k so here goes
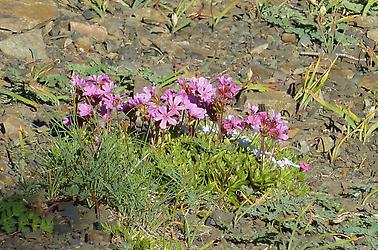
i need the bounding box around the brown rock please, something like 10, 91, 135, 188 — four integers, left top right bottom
70, 22, 108, 41
0, 0, 59, 32
0, 173, 16, 187
132, 77, 151, 94
357, 71, 378, 91
0, 159, 7, 173
178, 42, 214, 59
288, 128, 301, 138
281, 33, 297, 43
151, 37, 186, 58
73, 37, 92, 52
367, 28, 378, 44
86, 230, 111, 246
0, 114, 30, 141
351, 16, 378, 29
134, 8, 167, 25
237, 92, 296, 115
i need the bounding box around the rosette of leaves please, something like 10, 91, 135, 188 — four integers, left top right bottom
0, 196, 53, 234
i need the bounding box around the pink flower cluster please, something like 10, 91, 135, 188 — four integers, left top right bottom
125, 76, 242, 130
64, 74, 122, 126
223, 105, 289, 142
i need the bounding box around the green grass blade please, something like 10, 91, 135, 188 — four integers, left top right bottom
0, 87, 39, 108
365, 121, 378, 139
214, 0, 240, 25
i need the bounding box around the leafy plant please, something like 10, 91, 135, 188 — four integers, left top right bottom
362, 0, 378, 16
260, 2, 357, 52
166, 0, 197, 34
295, 57, 336, 111
82, 0, 109, 17
230, 191, 373, 248
0, 195, 53, 234
0, 62, 69, 108
150, 135, 308, 208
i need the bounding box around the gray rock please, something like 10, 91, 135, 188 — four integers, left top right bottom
237, 91, 296, 115
0, 0, 59, 32
0, 29, 49, 61
206, 208, 234, 227
150, 63, 173, 78
101, 17, 124, 37
54, 223, 72, 235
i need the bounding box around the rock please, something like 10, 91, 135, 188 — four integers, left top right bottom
101, 17, 124, 37
86, 229, 111, 246
132, 77, 151, 94
69, 21, 108, 41
0, 0, 59, 32
0, 173, 16, 187
237, 92, 296, 115
61, 203, 81, 225
0, 159, 7, 173
281, 33, 297, 43
367, 28, 378, 44
151, 37, 186, 58
247, 63, 274, 80
206, 209, 234, 226
179, 42, 214, 59
250, 43, 269, 55
73, 37, 92, 52
315, 135, 334, 153
54, 223, 72, 235
150, 63, 173, 78
82, 9, 97, 20
0, 114, 30, 141
351, 16, 378, 29
0, 29, 49, 61
134, 8, 167, 25
357, 71, 378, 91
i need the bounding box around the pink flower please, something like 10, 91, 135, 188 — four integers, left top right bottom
83, 84, 99, 96
161, 88, 177, 101
216, 76, 241, 99
86, 75, 98, 83
188, 105, 206, 119
299, 161, 311, 172
71, 74, 87, 88
100, 81, 116, 94
196, 77, 216, 103
152, 105, 177, 129
101, 94, 116, 109
244, 113, 262, 131
183, 98, 206, 119
78, 103, 93, 117
63, 116, 72, 126
168, 95, 186, 115
223, 115, 244, 135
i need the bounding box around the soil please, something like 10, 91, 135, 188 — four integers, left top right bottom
0, 0, 377, 249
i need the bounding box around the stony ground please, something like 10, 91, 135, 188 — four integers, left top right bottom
0, 0, 377, 249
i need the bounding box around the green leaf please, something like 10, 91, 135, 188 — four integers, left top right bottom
0, 86, 39, 108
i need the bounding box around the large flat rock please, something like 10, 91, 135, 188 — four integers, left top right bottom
0, 29, 49, 61
0, 0, 59, 32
